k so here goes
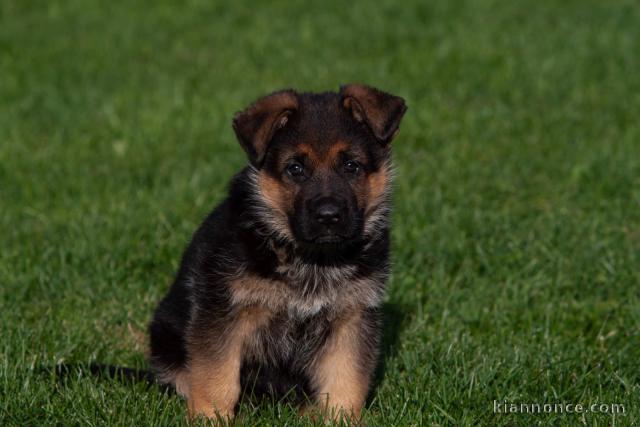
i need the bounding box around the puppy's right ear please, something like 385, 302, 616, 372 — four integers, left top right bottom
232, 90, 298, 167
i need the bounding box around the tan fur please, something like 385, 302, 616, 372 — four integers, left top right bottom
258, 173, 291, 215
187, 356, 240, 420
349, 163, 391, 225
296, 143, 320, 164
256, 171, 295, 240
366, 166, 389, 215
186, 307, 270, 419
324, 140, 349, 165
229, 274, 289, 311
173, 369, 190, 398
310, 310, 369, 421
230, 272, 365, 319
284, 140, 354, 170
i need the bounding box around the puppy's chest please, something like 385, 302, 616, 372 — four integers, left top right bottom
229, 263, 384, 367
244, 310, 331, 367
229, 260, 384, 318
230, 276, 321, 319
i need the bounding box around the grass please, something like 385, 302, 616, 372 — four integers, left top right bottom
1, 0, 639, 425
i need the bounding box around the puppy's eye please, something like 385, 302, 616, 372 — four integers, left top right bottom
344, 160, 361, 174
286, 162, 305, 177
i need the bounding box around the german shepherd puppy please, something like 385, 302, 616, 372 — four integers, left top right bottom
149, 84, 407, 421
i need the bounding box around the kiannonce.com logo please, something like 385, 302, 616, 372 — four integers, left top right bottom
493, 400, 626, 415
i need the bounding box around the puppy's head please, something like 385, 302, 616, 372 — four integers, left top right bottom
233, 84, 407, 248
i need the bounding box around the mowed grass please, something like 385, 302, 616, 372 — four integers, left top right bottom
1, 0, 639, 425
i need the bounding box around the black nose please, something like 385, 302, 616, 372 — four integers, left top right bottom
315, 202, 341, 225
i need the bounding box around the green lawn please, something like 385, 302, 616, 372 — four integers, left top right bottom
1, 0, 639, 425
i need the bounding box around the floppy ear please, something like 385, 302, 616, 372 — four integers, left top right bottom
232, 90, 298, 166
340, 84, 407, 143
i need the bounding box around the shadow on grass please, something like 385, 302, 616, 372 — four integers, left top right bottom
41, 363, 174, 394
368, 301, 412, 405
43, 302, 411, 410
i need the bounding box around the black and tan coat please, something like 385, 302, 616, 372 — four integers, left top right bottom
149, 84, 407, 422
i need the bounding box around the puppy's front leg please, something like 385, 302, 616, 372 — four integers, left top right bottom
186, 307, 269, 420
187, 350, 240, 420
309, 308, 381, 422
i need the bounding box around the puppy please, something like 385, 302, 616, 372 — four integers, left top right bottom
149, 84, 407, 421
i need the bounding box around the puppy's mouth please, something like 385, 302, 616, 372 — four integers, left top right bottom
291, 217, 364, 248
303, 229, 363, 246
295, 234, 362, 263
312, 235, 346, 244
297, 227, 362, 250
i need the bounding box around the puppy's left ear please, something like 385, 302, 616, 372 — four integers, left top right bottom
340, 84, 407, 143
233, 90, 298, 167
